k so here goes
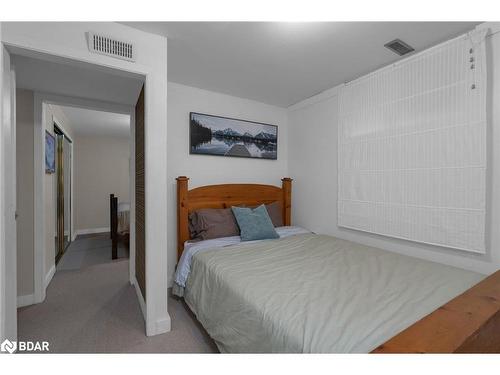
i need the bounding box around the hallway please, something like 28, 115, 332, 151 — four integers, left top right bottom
57, 233, 128, 271
17, 234, 217, 353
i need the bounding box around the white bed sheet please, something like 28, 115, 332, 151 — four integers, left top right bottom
118, 202, 130, 212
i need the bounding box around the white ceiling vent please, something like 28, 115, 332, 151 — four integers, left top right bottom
87, 32, 135, 62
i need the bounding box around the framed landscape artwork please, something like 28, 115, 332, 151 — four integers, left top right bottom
45, 130, 56, 174
189, 112, 278, 160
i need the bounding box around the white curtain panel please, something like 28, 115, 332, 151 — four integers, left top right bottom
338, 29, 488, 253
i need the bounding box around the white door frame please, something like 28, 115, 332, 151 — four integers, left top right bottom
1, 22, 170, 341
32, 92, 135, 304
0, 28, 5, 343
0, 44, 17, 342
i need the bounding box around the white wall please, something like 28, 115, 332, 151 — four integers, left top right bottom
16, 89, 34, 298
288, 91, 338, 237
288, 22, 500, 275
167, 82, 288, 283
74, 134, 130, 232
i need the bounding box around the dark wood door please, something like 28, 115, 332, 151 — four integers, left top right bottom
135, 85, 146, 300
55, 132, 65, 264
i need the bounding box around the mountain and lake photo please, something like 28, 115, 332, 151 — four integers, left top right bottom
190, 112, 278, 160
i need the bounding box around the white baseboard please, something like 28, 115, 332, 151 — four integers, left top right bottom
44, 264, 56, 289
17, 294, 35, 308
150, 316, 171, 337
132, 276, 171, 336
75, 227, 110, 236
168, 275, 174, 288
132, 276, 146, 321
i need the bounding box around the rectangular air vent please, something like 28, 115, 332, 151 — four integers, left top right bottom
87, 32, 135, 62
384, 39, 415, 56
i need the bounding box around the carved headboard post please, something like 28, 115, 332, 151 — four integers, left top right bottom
282, 178, 292, 226
176, 176, 190, 261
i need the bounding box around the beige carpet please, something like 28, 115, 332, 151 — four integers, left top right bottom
17, 234, 218, 353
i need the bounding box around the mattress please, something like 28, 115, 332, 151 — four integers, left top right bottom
181, 233, 484, 353
174, 226, 311, 293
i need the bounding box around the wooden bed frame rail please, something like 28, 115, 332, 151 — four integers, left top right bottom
372, 269, 500, 353
176, 176, 292, 261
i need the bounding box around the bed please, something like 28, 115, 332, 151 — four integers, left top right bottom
110, 194, 130, 259
174, 176, 500, 353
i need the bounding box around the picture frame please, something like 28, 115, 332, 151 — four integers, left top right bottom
45, 130, 56, 174
189, 112, 278, 160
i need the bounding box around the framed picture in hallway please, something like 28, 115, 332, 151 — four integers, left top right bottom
45, 130, 56, 174
189, 112, 278, 160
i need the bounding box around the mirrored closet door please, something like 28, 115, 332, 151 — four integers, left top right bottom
54, 125, 72, 264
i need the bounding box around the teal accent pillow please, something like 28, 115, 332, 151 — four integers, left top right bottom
231, 205, 280, 241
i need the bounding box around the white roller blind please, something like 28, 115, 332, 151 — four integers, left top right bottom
338, 29, 488, 253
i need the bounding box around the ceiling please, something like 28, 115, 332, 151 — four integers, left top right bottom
125, 22, 480, 107
14, 54, 137, 138
55, 105, 131, 138
13, 54, 143, 106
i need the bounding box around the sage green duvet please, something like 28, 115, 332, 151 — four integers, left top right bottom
184, 234, 484, 353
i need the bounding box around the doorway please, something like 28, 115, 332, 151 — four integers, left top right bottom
11, 54, 142, 341
53, 124, 72, 264
1, 25, 170, 342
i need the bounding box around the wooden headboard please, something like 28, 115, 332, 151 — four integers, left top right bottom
176, 176, 292, 260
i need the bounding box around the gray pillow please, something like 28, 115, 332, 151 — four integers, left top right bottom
264, 201, 283, 227
247, 202, 283, 227
189, 208, 240, 240
231, 205, 279, 241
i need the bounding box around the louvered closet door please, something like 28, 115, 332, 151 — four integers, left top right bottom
135, 85, 146, 299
